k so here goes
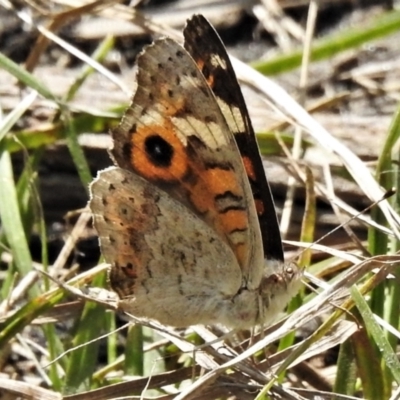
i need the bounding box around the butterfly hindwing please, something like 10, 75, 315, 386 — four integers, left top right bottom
90, 167, 243, 327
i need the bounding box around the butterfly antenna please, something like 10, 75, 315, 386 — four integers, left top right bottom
294, 188, 395, 261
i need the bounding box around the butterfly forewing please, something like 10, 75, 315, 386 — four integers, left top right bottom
110, 37, 263, 275
183, 15, 284, 262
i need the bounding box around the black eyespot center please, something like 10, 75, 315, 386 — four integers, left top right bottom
144, 134, 174, 167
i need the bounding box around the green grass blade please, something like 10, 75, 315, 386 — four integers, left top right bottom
0, 148, 37, 296
125, 325, 144, 376
334, 339, 357, 396
252, 8, 400, 75
42, 323, 64, 391
61, 113, 92, 190
64, 35, 115, 102
64, 272, 107, 392
351, 286, 400, 385
0, 91, 40, 299
0, 288, 65, 348
0, 91, 37, 143
0, 52, 57, 101
351, 316, 385, 399
370, 100, 400, 255
368, 102, 400, 395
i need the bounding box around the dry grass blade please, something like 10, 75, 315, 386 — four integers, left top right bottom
0, 377, 62, 400
233, 57, 400, 239
167, 256, 399, 399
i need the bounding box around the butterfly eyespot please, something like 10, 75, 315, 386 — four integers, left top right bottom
145, 135, 174, 167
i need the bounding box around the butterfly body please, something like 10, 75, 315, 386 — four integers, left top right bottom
89, 15, 302, 329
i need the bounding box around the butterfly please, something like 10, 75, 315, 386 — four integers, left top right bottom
89, 14, 302, 328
